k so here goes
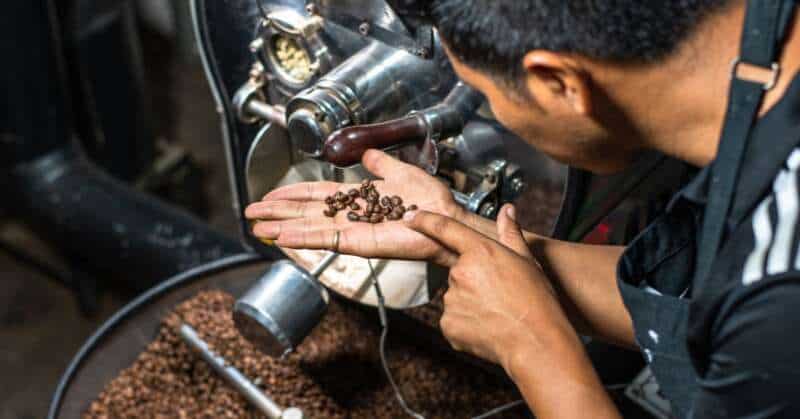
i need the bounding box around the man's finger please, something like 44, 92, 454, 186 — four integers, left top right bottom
496, 203, 533, 258
362, 149, 427, 180
403, 210, 486, 255
262, 181, 354, 202
275, 228, 355, 253
252, 216, 340, 239
440, 312, 474, 353
245, 200, 326, 220
275, 226, 390, 258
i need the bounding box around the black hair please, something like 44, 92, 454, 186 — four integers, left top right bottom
428, 0, 733, 83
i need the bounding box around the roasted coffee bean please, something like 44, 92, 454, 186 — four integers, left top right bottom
331, 183, 419, 225
407, 204, 418, 211
88, 289, 522, 418
324, 208, 337, 217
368, 190, 379, 202
347, 211, 359, 222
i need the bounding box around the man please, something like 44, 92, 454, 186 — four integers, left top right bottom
246, 0, 800, 417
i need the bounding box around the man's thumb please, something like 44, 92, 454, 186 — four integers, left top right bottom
497, 204, 533, 258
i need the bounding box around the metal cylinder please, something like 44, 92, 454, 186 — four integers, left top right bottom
179, 324, 286, 419
285, 41, 440, 157
233, 260, 329, 357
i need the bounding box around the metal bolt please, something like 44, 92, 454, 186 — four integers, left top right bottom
510, 177, 526, 194
358, 22, 371, 36
479, 202, 497, 218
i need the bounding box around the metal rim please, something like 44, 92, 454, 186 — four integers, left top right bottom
47, 253, 267, 419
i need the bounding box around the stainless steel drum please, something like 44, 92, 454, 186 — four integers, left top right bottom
46, 254, 527, 419
48, 254, 269, 419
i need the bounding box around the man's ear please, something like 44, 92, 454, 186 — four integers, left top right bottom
521, 50, 592, 116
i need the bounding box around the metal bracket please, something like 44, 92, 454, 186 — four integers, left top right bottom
730, 58, 781, 91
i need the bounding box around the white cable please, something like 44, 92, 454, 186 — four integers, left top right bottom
367, 260, 527, 419
368, 260, 427, 419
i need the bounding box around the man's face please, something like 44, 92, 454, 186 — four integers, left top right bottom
446, 51, 642, 174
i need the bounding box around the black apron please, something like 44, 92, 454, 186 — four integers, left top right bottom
617, 1, 797, 417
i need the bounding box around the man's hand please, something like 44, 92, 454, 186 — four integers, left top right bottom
246, 150, 468, 262
403, 203, 574, 368
405, 204, 621, 419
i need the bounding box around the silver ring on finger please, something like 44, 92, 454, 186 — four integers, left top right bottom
332, 230, 340, 253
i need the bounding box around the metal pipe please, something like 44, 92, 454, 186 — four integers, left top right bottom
309, 252, 338, 277
246, 100, 287, 128
5, 146, 246, 291
179, 323, 303, 419
443, 81, 485, 122
2, 0, 250, 291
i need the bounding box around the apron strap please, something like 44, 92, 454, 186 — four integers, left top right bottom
693, 0, 796, 291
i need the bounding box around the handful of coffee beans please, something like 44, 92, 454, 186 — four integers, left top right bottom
324, 179, 418, 223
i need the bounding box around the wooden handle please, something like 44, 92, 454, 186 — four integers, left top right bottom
322, 116, 428, 167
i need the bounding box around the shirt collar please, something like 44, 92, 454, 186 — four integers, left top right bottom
669, 70, 800, 227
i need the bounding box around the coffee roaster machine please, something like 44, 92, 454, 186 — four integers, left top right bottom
37, 0, 692, 417
190, 3, 693, 418
191, 0, 691, 357
194, 0, 561, 353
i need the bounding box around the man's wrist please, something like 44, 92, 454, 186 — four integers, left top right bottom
500, 319, 585, 382
500, 324, 620, 418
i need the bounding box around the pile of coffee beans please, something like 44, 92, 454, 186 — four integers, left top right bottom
324, 179, 418, 223
86, 291, 529, 419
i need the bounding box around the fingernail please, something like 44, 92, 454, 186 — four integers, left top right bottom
403, 210, 417, 222
506, 205, 516, 221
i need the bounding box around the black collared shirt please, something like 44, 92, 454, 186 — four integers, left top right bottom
617, 70, 800, 418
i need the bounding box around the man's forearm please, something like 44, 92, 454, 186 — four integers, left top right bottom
464, 212, 635, 347
531, 237, 634, 347
504, 323, 622, 419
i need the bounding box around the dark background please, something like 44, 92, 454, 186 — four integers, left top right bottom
0, 3, 238, 417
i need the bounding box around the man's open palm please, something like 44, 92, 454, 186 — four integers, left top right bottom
246, 150, 464, 262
